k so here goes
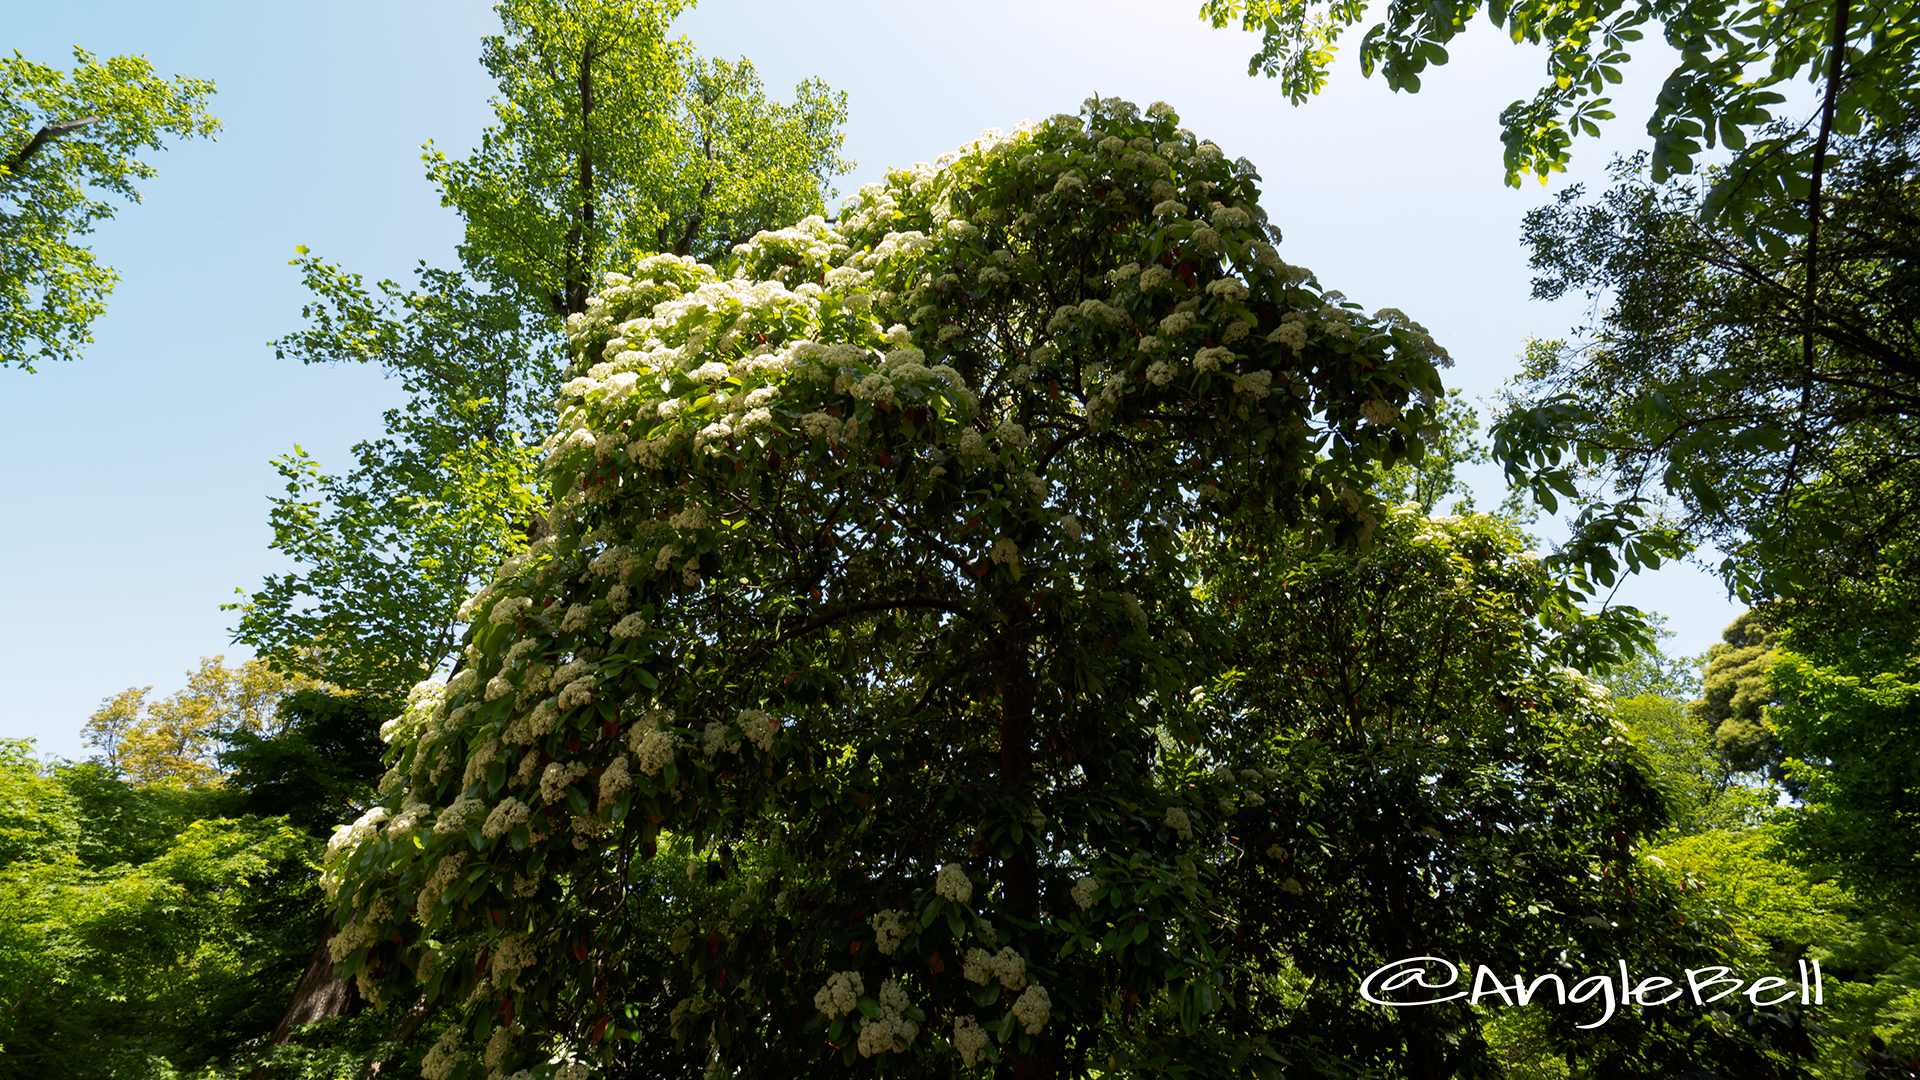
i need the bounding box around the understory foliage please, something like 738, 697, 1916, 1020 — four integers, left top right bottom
317, 99, 1802, 1079
0, 742, 320, 1079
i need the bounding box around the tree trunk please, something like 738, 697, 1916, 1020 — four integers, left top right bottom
245, 938, 363, 1078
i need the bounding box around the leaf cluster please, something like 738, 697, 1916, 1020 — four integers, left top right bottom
0, 47, 218, 370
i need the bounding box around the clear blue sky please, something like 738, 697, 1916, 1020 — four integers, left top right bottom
3, 0, 1742, 761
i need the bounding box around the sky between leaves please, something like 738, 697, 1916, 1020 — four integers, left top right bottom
0, 0, 1743, 762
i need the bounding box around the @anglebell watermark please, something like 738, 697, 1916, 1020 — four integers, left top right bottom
1360, 956, 1825, 1029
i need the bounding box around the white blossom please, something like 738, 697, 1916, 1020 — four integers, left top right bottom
813, 970, 864, 1019
935, 862, 972, 903
871, 908, 911, 955
1011, 985, 1052, 1034
1164, 805, 1194, 840
952, 1014, 990, 1068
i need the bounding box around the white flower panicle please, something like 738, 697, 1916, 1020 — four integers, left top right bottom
489, 596, 533, 625
963, 945, 1027, 991
539, 761, 590, 805
856, 978, 919, 1057
701, 720, 741, 758
433, 793, 486, 835
1165, 805, 1194, 840
631, 724, 678, 776
872, 908, 911, 955
420, 1025, 464, 1080
1072, 875, 1100, 910
326, 806, 388, 864
1011, 985, 1052, 1034
482, 797, 531, 840
738, 708, 778, 753
814, 970, 864, 1018
1359, 398, 1402, 425
935, 862, 973, 903
599, 755, 632, 800
952, 1014, 990, 1068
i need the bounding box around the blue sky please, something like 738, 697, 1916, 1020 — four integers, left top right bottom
3, 0, 1742, 761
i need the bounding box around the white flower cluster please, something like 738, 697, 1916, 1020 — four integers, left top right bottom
327, 900, 388, 963
738, 708, 777, 752
935, 862, 973, 903
1164, 805, 1194, 841
962, 945, 1027, 991
489, 595, 532, 625
482, 796, 531, 840
989, 537, 1019, 567
326, 806, 388, 865
814, 970, 864, 1018
856, 978, 919, 1057
556, 674, 596, 712
630, 722, 678, 776
872, 908, 911, 955
952, 1014, 990, 1068
415, 852, 467, 917
433, 792, 486, 835
1193, 346, 1235, 373
488, 933, 538, 990
599, 755, 631, 801
1205, 276, 1249, 300
420, 1025, 464, 1080
1072, 875, 1100, 911
701, 720, 741, 758
1358, 398, 1402, 425
1011, 985, 1052, 1034
539, 760, 590, 804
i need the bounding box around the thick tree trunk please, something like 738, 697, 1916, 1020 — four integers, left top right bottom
267, 940, 362, 1044
245, 938, 363, 1078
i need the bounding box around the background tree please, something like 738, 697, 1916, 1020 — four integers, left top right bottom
79, 655, 318, 787
1493, 121, 1920, 643
1367, 386, 1477, 513
0, 739, 320, 1080
1775, 647, 1920, 909
1198, 512, 1801, 1078
231, 0, 850, 697
1193, 0, 1915, 220
218, 688, 395, 837
0, 48, 218, 371
1693, 610, 1785, 777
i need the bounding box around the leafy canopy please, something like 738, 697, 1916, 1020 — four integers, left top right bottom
80, 655, 320, 788
1493, 125, 1920, 641
1195, 0, 1917, 215
0, 48, 218, 371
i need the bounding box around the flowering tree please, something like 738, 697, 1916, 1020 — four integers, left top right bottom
322, 97, 1468, 1079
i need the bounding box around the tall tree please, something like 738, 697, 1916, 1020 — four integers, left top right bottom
231, 0, 850, 696
1493, 124, 1920, 641
320, 100, 1794, 1079
0, 48, 217, 371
